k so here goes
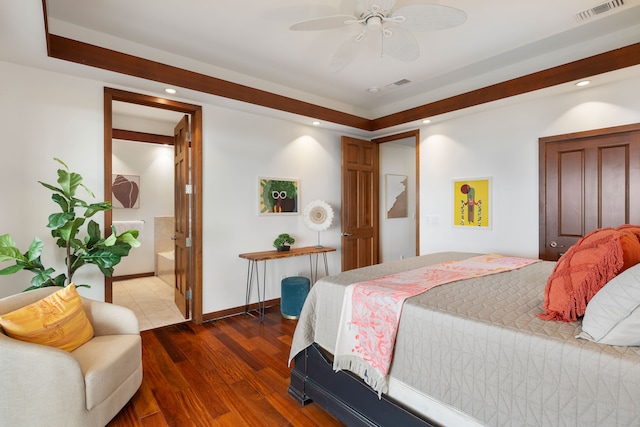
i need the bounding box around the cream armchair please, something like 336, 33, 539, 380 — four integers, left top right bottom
0, 287, 143, 427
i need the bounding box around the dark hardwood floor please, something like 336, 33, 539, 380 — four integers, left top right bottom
108, 306, 345, 427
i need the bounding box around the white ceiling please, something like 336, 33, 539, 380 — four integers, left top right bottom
1, 1, 639, 136
42, 0, 640, 121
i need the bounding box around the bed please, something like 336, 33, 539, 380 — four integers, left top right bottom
288, 251, 640, 427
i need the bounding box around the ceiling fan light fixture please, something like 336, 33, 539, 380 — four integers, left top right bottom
367, 16, 383, 27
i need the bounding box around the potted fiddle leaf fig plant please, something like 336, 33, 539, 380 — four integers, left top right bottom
0, 158, 140, 290
273, 233, 295, 252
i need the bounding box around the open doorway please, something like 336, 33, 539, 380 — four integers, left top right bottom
374, 130, 420, 259
378, 135, 418, 262
103, 88, 204, 325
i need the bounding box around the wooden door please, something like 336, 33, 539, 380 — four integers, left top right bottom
341, 136, 379, 271
174, 115, 190, 318
540, 127, 640, 260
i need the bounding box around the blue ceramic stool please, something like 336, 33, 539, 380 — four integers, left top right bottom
281, 276, 310, 319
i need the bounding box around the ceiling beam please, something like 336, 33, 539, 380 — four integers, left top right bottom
112, 129, 174, 145
41, 1, 640, 132
371, 42, 640, 131
47, 34, 373, 131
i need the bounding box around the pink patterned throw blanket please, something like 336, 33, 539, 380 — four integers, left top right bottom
333, 254, 541, 396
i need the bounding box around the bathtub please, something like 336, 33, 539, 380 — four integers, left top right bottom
156, 251, 175, 287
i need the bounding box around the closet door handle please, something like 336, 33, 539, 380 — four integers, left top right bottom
171, 236, 177, 240
341, 232, 352, 237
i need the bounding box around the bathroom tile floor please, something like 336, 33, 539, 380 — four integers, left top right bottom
112, 276, 186, 331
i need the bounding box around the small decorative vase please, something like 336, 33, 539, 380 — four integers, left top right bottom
277, 245, 290, 252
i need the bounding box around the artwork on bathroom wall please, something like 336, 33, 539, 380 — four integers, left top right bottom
112, 174, 140, 209
452, 177, 491, 228
385, 174, 408, 219
259, 177, 299, 215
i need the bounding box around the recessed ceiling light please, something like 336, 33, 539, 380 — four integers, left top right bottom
422, 119, 431, 124
312, 121, 321, 126
367, 87, 380, 93
165, 88, 177, 94
575, 80, 591, 87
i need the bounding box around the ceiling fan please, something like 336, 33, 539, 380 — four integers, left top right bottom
289, 0, 467, 71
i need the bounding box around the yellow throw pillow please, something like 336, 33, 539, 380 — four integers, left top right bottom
0, 284, 94, 352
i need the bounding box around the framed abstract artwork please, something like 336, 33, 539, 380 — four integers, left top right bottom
385, 174, 408, 218
259, 177, 299, 215
452, 177, 491, 228
112, 174, 140, 209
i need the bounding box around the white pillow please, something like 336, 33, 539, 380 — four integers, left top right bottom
576, 263, 640, 346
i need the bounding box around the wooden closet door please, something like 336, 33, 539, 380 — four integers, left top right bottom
341, 136, 379, 271
540, 127, 640, 260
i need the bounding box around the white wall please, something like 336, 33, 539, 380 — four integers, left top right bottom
0, 60, 344, 311
0, 61, 106, 298
419, 72, 640, 258
380, 139, 417, 262
201, 106, 343, 312
112, 140, 174, 275
1, 58, 640, 315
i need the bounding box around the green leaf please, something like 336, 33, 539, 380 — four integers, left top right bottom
21, 255, 44, 270
53, 157, 69, 170
0, 234, 17, 248
26, 237, 44, 262
98, 265, 114, 277
84, 250, 121, 268
117, 231, 141, 248
100, 242, 131, 257
39, 181, 65, 196
30, 269, 56, 288
80, 184, 95, 199
86, 220, 101, 246
51, 274, 67, 287
0, 264, 25, 275
71, 197, 88, 207
51, 193, 69, 213
57, 168, 83, 198
56, 217, 85, 241
0, 247, 25, 262
47, 212, 72, 229
84, 202, 111, 217
104, 233, 117, 247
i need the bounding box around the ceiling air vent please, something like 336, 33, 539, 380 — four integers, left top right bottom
575, 0, 625, 21
386, 79, 412, 89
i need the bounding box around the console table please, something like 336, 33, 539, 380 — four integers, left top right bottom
239, 246, 336, 321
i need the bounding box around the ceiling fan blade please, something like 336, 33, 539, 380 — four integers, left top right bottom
329, 33, 364, 72
289, 15, 357, 31
392, 4, 467, 31
382, 27, 419, 62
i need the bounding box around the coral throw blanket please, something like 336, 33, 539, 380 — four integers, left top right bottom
333, 254, 541, 395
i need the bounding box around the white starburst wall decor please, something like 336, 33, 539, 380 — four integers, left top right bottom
302, 200, 335, 248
